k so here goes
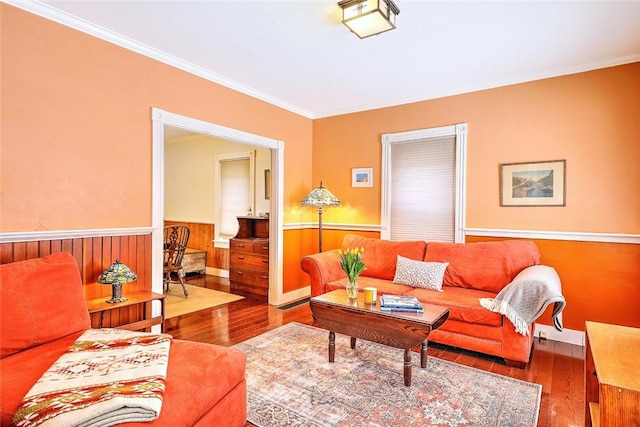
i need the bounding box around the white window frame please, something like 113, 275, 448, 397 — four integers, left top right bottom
213, 151, 255, 248
381, 123, 467, 243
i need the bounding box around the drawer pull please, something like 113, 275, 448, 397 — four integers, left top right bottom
238, 256, 245, 260
262, 260, 269, 263
261, 275, 268, 279
237, 271, 244, 275
262, 246, 268, 250
237, 244, 245, 248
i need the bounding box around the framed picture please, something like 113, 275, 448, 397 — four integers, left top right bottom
264, 169, 271, 200
500, 160, 566, 207
352, 168, 373, 187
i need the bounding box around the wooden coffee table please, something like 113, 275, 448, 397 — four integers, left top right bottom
310, 289, 449, 386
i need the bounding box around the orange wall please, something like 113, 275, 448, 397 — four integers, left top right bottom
313, 63, 640, 233
466, 236, 640, 331
312, 64, 640, 330
2, 5, 639, 324
0, 4, 313, 232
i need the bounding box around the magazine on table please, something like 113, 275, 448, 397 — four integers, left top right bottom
380, 295, 422, 309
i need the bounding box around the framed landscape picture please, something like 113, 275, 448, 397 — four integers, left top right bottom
500, 160, 566, 207
352, 168, 373, 187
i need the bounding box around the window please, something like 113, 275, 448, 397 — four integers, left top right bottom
214, 151, 255, 247
381, 124, 467, 243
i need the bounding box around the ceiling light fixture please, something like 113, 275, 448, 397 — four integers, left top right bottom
338, 0, 400, 39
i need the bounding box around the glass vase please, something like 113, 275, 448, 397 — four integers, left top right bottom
346, 279, 359, 300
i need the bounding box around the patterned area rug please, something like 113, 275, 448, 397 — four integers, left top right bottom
233, 322, 541, 427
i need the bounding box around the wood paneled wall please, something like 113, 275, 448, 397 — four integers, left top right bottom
164, 221, 228, 270
0, 233, 153, 328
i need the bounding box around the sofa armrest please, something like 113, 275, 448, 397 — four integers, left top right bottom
300, 250, 345, 297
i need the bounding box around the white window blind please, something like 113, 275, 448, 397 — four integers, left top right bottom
219, 159, 250, 238
389, 135, 456, 242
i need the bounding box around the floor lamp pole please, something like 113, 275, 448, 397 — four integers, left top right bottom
317, 206, 324, 253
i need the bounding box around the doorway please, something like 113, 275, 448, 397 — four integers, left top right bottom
151, 108, 287, 305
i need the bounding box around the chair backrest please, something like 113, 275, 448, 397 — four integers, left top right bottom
164, 226, 191, 269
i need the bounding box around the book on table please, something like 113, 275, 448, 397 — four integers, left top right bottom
380, 295, 423, 312
380, 306, 424, 313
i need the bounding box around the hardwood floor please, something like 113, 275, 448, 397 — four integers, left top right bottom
166, 274, 585, 427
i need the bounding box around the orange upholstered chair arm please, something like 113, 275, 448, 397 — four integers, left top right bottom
300, 250, 345, 297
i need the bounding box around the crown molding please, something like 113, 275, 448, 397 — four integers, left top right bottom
5, 0, 314, 119
313, 54, 640, 118
8, 1, 638, 120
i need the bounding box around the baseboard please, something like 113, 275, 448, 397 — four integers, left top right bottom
534, 323, 584, 346
207, 267, 228, 278
277, 297, 310, 311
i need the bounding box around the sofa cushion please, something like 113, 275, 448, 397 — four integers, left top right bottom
0, 333, 247, 427
0, 253, 91, 358
424, 240, 540, 293
392, 256, 448, 291
405, 286, 503, 327
0, 332, 84, 425
342, 234, 427, 280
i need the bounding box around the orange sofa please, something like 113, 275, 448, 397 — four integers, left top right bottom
301, 234, 542, 367
0, 252, 247, 426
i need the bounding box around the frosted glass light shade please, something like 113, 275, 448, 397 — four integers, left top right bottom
338, 0, 400, 39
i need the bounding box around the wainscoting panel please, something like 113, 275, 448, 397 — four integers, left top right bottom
163, 220, 229, 270
0, 233, 153, 329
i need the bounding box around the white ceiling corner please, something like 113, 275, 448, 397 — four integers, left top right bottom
9, 0, 640, 119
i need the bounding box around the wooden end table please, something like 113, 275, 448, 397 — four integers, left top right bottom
310, 289, 449, 386
86, 290, 166, 333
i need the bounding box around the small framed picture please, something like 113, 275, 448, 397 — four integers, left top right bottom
500, 160, 566, 207
264, 169, 271, 200
352, 168, 373, 187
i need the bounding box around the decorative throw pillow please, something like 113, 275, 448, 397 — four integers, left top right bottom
392, 255, 449, 291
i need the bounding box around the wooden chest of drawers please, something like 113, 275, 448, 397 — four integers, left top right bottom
229, 216, 269, 295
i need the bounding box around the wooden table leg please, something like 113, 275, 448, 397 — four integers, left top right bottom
350, 337, 356, 349
404, 348, 412, 387
421, 340, 428, 368
328, 331, 335, 363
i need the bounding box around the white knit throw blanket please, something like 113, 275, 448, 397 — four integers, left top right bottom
479, 265, 566, 336
13, 329, 172, 427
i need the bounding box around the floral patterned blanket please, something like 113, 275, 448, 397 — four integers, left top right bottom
13, 329, 172, 427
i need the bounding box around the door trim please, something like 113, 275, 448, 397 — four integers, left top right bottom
151, 108, 288, 305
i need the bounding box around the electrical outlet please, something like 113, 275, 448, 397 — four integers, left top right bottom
539, 330, 547, 340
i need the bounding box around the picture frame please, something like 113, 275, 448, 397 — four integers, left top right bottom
264, 169, 271, 200
352, 168, 373, 187
500, 160, 566, 207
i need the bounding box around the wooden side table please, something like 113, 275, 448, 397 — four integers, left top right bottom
585, 321, 640, 426
86, 291, 166, 333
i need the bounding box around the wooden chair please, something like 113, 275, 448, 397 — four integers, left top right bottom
164, 225, 190, 297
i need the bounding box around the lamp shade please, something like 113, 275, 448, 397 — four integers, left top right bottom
338, 0, 400, 39
97, 259, 137, 284
301, 181, 341, 208
97, 259, 137, 303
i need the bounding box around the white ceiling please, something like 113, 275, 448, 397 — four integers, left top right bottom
21, 1, 640, 118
